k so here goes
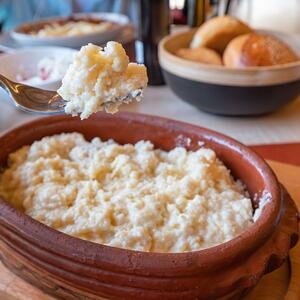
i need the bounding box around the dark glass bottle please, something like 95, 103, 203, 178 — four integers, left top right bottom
136, 0, 170, 86
187, 0, 206, 27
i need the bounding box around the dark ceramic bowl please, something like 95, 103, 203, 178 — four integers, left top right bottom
158, 30, 300, 116
0, 112, 299, 300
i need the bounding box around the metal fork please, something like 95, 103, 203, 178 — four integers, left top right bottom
0, 73, 65, 114
0, 73, 143, 115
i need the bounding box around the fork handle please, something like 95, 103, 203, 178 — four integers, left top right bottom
0, 73, 14, 94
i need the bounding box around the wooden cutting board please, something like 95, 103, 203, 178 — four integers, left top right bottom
0, 160, 299, 300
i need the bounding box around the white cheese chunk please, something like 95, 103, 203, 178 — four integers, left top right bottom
0, 133, 254, 253
57, 42, 148, 119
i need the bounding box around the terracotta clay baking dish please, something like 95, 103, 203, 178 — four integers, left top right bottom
0, 112, 299, 300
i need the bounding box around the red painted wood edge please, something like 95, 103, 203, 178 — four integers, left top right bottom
251, 143, 300, 166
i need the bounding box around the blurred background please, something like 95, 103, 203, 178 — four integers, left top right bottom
1, 0, 299, 32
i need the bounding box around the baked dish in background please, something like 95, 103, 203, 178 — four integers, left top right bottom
30, 20, 114, 37
10, 13, 129, 48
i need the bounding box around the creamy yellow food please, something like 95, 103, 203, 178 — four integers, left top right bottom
0, 133, 254, 253
32, 21, 113, 37
57, 42, 148, 119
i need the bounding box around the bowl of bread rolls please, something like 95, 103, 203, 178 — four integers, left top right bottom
158, 16, 300, 116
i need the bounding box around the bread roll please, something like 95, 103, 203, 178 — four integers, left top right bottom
190, 16, 253, 53
223, 33, 299, 68
176, 47, 222, 65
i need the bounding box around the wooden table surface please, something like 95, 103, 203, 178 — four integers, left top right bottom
252, 143, 300, 166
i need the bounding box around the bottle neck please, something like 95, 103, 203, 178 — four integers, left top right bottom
136, 0, 170, 86
187, 0, 206, 27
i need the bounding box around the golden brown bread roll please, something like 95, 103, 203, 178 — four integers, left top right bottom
223, 33, 299, 68
190, 16, 253, 53
176, 47, 222, 65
